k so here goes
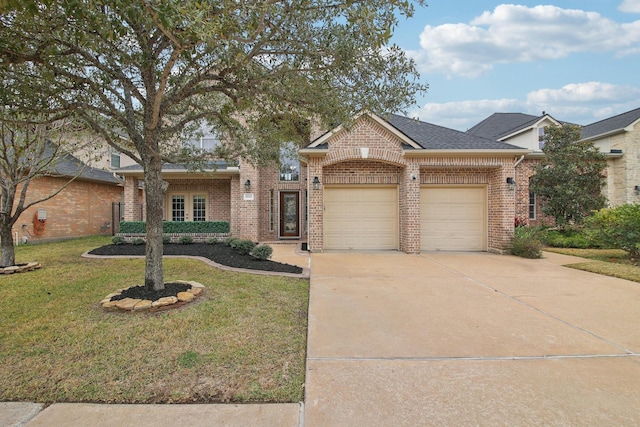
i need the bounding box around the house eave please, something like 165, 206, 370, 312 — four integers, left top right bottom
115, 166, 240, 179
403, 149, 532, 157
580, 128, 626, 142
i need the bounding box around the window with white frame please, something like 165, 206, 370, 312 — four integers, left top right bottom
529, 192, 536, 220
269, 189, 275, 232
538, 127, 546, 150
279, 142, 299, 182
110, 148, 121, 168
185, 130, 221, 152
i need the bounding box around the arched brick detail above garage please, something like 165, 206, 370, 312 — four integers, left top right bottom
323, 148, 405, 168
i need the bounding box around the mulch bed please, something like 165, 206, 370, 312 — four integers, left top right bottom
88, 242, 304, 275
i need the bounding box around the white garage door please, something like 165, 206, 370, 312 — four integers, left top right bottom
421, 186, 486, 251
324, 186, 398, 250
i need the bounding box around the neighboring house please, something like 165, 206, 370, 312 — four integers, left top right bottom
15, 151, 123, 243
580, 107, 640, 206
118, 112, 530, 253
467, 112, 567, 225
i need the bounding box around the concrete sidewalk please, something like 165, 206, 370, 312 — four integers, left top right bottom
304, 251, 640, 426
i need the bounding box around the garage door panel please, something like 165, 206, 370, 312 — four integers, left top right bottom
421, 187, 486, 252
324, 186, 398, 250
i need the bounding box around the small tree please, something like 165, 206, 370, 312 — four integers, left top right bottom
0, 110, 85, 266
530, 124, 607, 226
586, 204, 640, 262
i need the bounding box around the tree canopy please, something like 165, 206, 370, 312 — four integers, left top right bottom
1, 0, 427, 289
529, 124, 607, 226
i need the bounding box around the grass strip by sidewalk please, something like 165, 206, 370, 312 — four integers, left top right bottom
545, 247, 640, 283
0, 236, 309, 404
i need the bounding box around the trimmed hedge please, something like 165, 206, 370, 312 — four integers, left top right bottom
119, 221, 230, 234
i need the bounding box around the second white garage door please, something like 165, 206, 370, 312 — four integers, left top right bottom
324, 186, 398, 250
421, 186, 486, 251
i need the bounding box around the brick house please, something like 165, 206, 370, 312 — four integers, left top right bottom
14, 153, 123, 243
466, 112, 567, 226
118, 112, 531, 253
580, 107, 640, 206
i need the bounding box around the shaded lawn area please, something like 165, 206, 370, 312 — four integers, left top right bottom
0, 236, 309, 404
544, 247, 640, 283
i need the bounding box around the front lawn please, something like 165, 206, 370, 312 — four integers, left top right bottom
545, 247, 640, 283
0, 236, 309, 404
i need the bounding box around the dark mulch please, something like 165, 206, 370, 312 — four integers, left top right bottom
88, 242, 304, 274
111, 282, 191, 301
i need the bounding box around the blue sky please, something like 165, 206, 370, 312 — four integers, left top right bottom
390, 1, 640, 130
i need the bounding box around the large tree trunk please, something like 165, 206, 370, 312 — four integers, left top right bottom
0, 220, 16, 267
143, 157, 165, 291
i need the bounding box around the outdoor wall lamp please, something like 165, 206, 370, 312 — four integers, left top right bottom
635, 185, 640, 195
313, 176, 321, 190
244, 179, 251, 191
506, 177, 516, 191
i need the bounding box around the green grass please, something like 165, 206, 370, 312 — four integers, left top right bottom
0, 236, 309, 404
545, 247, 640, 283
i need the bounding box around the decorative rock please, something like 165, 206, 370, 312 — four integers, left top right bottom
101, 281, 203, 312
134, 300, 153, 311
151, 296, 178, 308
177, 291, 195, 302
187, 287, 203, 296
115, 298, 142, 311
101, 300, 120, 308
100, 292, 122, 304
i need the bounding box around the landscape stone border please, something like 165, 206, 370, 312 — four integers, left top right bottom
0, 262, 41, 274
100, 280, 205, 312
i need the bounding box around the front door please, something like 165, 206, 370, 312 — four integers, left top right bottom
168, 193, 207, 221
279, 192, 299, 238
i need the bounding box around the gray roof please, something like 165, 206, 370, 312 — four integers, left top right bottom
385, 114, 524, 150
116, 161, 231, 173
44, 143, 119, 184
581, 107, 640, 140
466, 113, 541, 140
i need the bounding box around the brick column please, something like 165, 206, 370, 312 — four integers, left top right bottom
307, 159, 324, 252
488, 161, 516, 253
237, 162, 259, 241
123, 177, 140, 221
400, 161, 421, 253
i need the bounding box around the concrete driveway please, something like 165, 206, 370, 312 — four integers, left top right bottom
304, 251, 640, 426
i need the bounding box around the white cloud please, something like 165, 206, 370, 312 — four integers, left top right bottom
412, 82, 640, 130
620, 0, 640, 13
412, 4, 640, 78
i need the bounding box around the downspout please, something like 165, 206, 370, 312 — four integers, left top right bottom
513, 155, 525, 223
514, 155, 525, 169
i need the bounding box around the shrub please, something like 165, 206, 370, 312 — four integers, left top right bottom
206, 237, 219, 245
132, 238, 145, 245
225, 237, 240, 247
178, 235, 193, 245
251, 244, 273, 260
162, 234, 171, 244
510, 226, 542, 259
585, 203, 640, 261
539, 228, 593, 249
119, 221, 230, 234
112, 236, 126, 245
234, 239, 256, 255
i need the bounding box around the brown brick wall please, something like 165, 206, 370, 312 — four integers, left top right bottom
15, 177, 122, 242
306, 116, 520, 253
256, 165, 308, 242
515, 159, 555, 226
